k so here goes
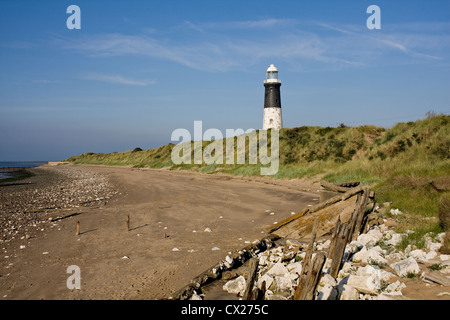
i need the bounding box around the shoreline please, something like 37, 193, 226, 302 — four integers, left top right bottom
0, 164, 320, 299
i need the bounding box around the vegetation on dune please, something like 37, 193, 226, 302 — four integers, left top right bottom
66, 114, 450, 239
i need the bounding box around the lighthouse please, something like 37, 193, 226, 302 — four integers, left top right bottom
263, 64, 282, 130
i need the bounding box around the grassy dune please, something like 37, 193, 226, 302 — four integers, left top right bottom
67, 114, 450, 245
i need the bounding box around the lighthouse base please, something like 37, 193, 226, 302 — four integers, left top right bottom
263, 107, 282, 130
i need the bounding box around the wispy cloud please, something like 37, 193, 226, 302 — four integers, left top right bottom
316, 22, 447, 62
81, 73, 155, 86
57, 19, 449, 73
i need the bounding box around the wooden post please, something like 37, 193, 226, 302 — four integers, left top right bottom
126, 215, 130, 231
243, 258, 259, 300
251, 280, 266, 300
302, 219, 318, 274
294, 252, 326, 300
329, 223, 351, 279
347, 192, 362, 241
294, 219, 319, 300
354, 189, 370, 238
327, 216, 341, 259
76, 221, 80, 236
347, 189, 369, 242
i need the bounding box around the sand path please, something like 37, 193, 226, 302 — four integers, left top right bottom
0, 165, 319, 299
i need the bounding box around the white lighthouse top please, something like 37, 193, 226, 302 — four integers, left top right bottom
265, 64, 280, 83
267, 64, 278, 72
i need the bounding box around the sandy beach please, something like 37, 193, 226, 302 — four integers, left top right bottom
0, 164, 320, 300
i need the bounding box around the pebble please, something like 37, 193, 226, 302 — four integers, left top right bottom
0, 166, 117, 242
220, 222, 449, 301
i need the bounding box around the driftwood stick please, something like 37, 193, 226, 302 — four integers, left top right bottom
302, 219, 318, 271
76, 221, 80, 236
294, 252, 326, 300
126, 215, 130, 231
243, 258, 259, 300
352, 188, 370, 241
320, 180, 352, 193
329, 223, 351, 279
327, 215, 342, 259
294, 219, 319, 299
347, 192, 363, 241
252, 280, 266, 300
265, 208, 309, 234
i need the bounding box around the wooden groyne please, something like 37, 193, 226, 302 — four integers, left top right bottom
169, 181, 378, 300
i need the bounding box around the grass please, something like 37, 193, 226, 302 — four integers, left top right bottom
395, 220, 442, 251
428, 264, 446, 271
66, 114, 450, 238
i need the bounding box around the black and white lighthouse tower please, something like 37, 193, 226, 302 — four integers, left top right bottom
263, 64, 282, 130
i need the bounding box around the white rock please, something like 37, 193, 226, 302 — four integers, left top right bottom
436, 233, 446, 243
440, 254, 450, 261
272, 276, 295, 296
357, 228, 383, 247
286, 262, 302, 275
384, 280, 406, 295
409, 249, 427, 260
320, 274, 337, 287
382, 229, 395, 239
356, 265, 379, 277
372, 245, 387, 255
425, 251, 438, 260
427, 241, 442, 252
256, 274, 274, 290
317, 285, 338, 300
436, 291, 450, 297
386, 251, 406, 261
390, 257, 421, 277
347, 275, 379, 295
224, 255, 234, 268
338, 262, 357, 278
225, 255, 233, 265
223, 276, 246, 296
211, 247, 221, 251
339, 284, 359, 300
19, 245, 26, 249
265, 293, 288, 300
171, 248, 180, 252
284, 272, 299, 281
190, 291, 203, 300
390, 208, 402, 215
317, 239, 331, 251
267, 262, 289, 277
269, 255, 282, 263
385, 233, 406, 246
259, 254, 269, 266
286, 239, 302, 247
380, 270, 395, 282
346, 241, 364, 254
352, 247, 387, 265
204, 227, 212, 233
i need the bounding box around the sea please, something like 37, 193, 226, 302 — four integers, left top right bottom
0, 161, 48, 179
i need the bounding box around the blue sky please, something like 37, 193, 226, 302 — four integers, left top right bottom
0, 0, 449, 161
